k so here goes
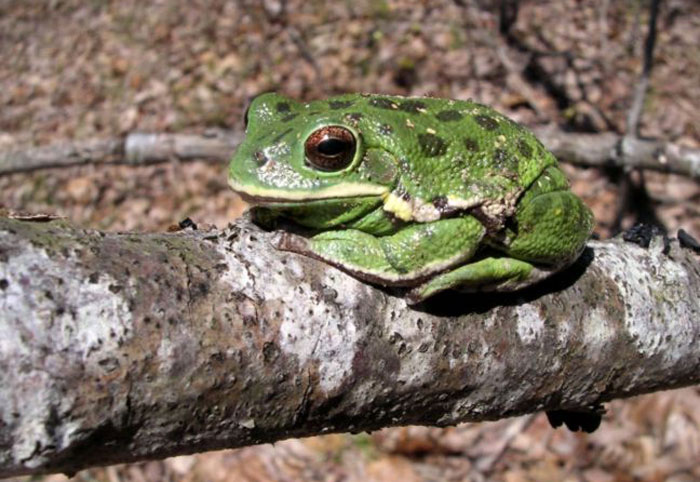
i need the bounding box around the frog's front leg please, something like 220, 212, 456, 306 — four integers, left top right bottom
406, 256, 549, 304
275, 217, 486, 286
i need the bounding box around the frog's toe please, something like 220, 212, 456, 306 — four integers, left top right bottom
273, 231, 311, 253
406, 288, 430, 305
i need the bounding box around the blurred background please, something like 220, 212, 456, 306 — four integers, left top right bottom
1, 0, 699, 480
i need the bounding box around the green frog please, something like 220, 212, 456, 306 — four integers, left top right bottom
228, 93, 593, 304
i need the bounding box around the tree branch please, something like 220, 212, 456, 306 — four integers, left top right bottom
0, 131, 242, 175
1, 129, 698, 178
531, 126, 700, 178
0, 216, 699, 477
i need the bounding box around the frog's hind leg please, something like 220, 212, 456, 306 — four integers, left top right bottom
502, 165, 593, 268
407, 166, 593, 304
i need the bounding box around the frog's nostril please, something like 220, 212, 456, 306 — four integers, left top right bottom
254, 151, 269, 167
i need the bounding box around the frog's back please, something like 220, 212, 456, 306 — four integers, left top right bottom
312, 94, 558, 225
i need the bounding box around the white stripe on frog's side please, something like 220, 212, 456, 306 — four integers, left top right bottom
446, 190, 522, 231
228, 177, 389, 203
444, 195, 483, 210
382, 192, 442, 223
382, 191, 520, 226
412, 198, 442, 222
382, 193, 413, 221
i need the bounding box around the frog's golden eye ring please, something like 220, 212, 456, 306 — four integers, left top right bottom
304, 126, 356, 172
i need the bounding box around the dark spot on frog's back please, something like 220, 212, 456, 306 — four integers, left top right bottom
432, 195, 458, 215
379, 124, 393, 135
464, 137, 479, 152
276, 102, 291, 113
517, 138, 533, 158
418, 133, 448, 157
494, 148, 518, 170
328, 100, 354, 110
398, 100, 427, 113
436, 110, 463, 122
474, 114, 499, 131
433, 196, 448, 210
346, 112, 363, 122
369, 98, 396, 109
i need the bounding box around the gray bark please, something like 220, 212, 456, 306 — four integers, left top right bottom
0, 216, 699, 477
1, 129, 699, 179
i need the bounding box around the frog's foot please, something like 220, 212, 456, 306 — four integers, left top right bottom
407, 256, 552, 304
546, 404, 605, 433
273, 229, 401, 284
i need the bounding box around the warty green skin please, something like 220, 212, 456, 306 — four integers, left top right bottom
228, 92, 593, 303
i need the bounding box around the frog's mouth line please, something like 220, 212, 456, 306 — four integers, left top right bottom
228, 177, 389, 205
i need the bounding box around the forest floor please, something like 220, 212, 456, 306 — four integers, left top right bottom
1, 1, 699, 481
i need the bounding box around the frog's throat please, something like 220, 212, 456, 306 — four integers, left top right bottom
228, 177, 390, 204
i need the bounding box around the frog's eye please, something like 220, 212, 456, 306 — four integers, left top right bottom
304, 126, 356, 171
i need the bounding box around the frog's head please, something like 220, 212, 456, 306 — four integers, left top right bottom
229, 93, 399, 228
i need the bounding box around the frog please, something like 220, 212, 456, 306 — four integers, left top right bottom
228, 92, 593, 304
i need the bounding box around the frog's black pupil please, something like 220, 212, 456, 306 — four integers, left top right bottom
317, 138, 350, 156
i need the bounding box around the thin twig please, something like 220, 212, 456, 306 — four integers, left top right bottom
626, 0, 662, 137
614, 0, 663, 234
476, 414, 537, 472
